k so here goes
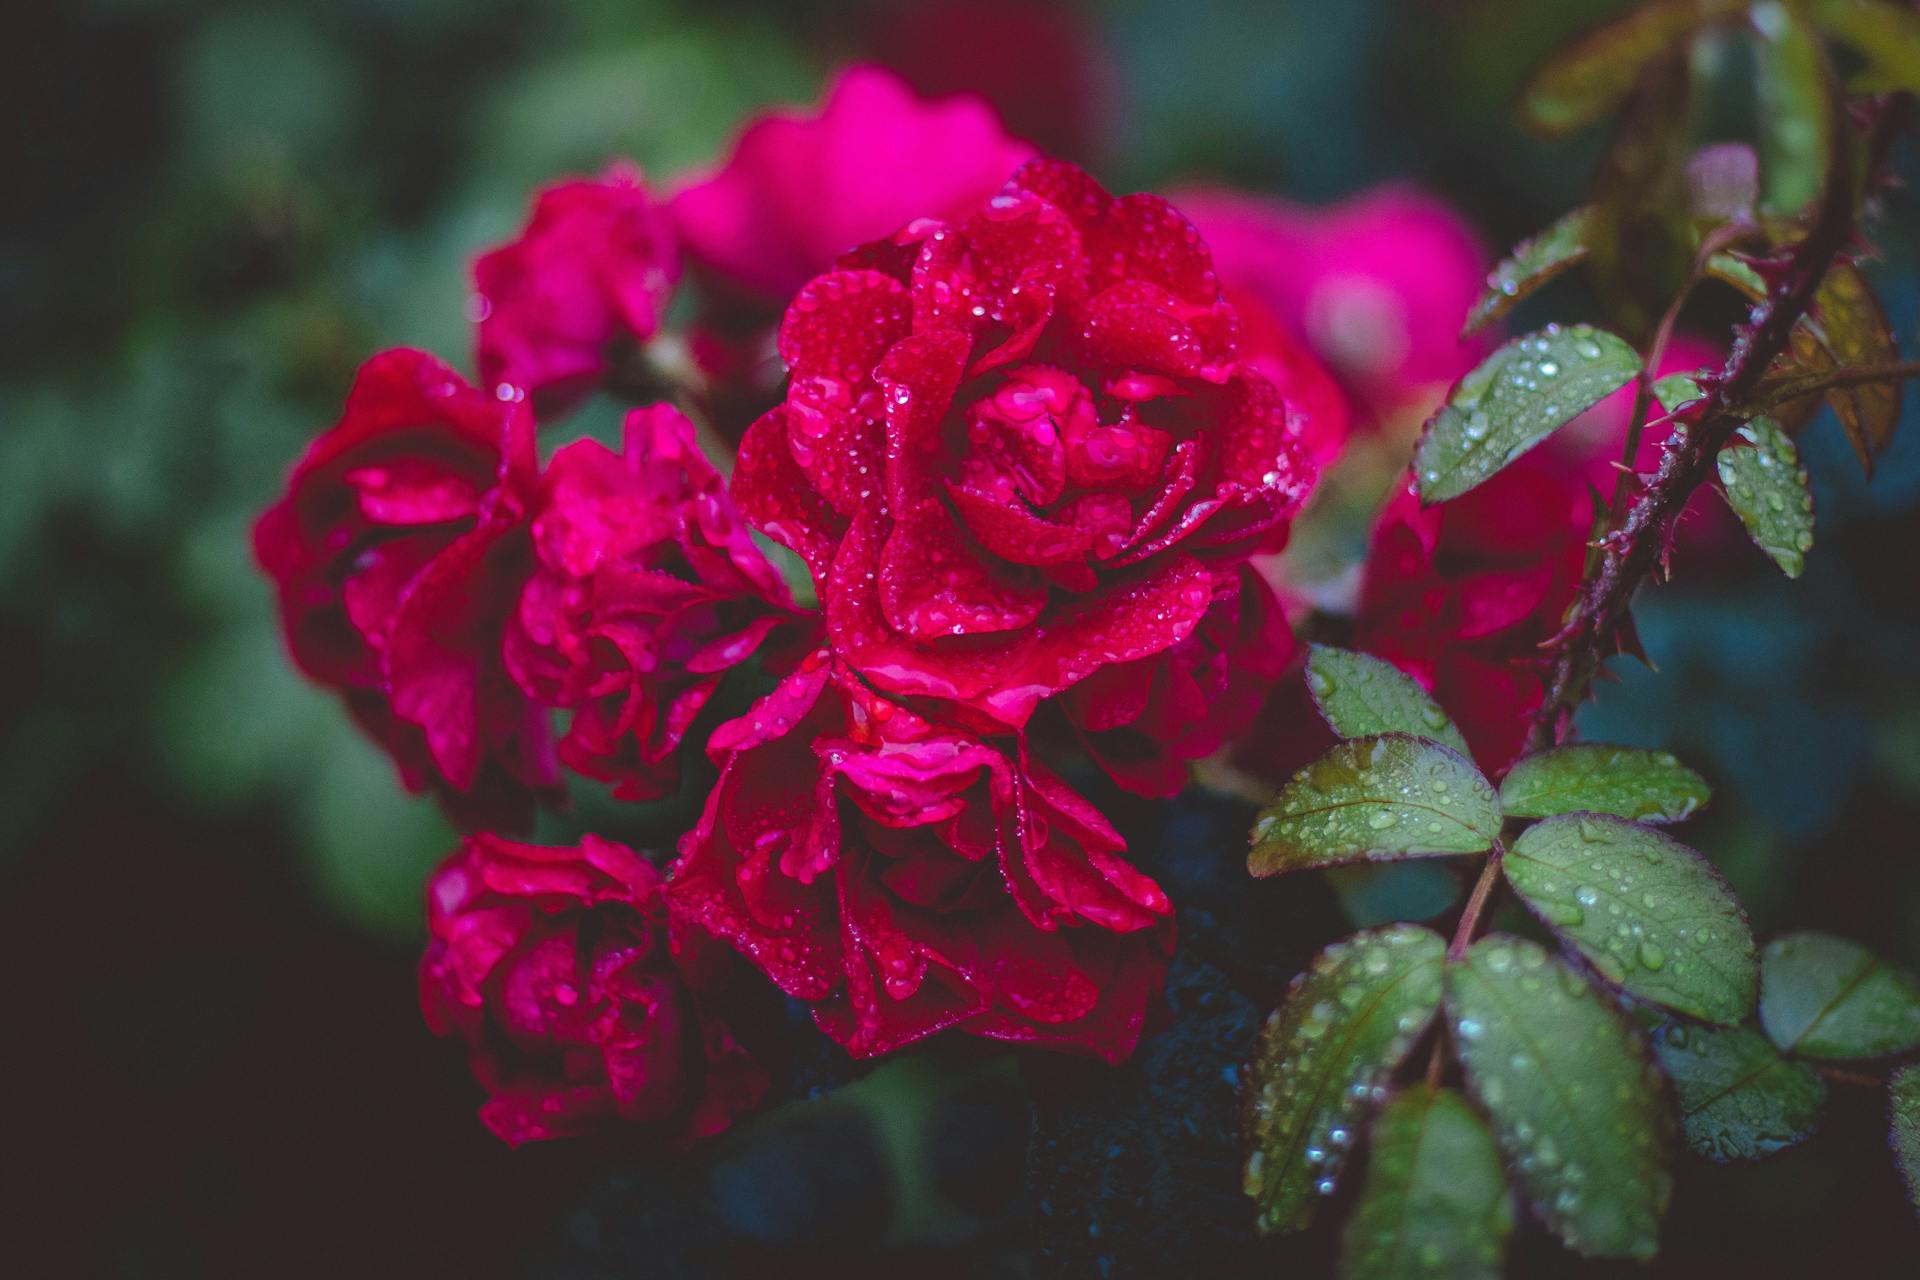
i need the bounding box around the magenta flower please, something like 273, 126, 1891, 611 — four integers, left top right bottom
421, 832, 766, 1146
669, 658, 1173, 1061
670, 65, 1036, 305
473, 164, 679, 413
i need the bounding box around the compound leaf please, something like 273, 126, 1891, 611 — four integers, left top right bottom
1892, 1065, 1920, 1214
1339, 1085, 1514, 1280
1250, 737, 1501, 876
1522, 0, 1745, 135
1505, 814, 1756, 1023
1464, 207, 1592, 336
1717, 415, 1815, 577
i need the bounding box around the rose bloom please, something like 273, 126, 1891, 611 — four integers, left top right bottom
670, 66, 1037, 435
253, 348, 559, 824
473, 164, 679, 414
669, 658, 1173, 1061
730, 160, 1319, 793
1356, 452, 1589, 773
421, 832, 766, 1147
503, 404, 801, 801
1175, 184, 1489, 424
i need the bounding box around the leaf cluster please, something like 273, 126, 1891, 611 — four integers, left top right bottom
1435, 0, 1913, 566
1242, 649, 1920, 1274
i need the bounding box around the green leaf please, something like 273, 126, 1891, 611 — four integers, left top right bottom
1244, 926, 1449, 1235
1759, 932, 1920, 1059
1753, 263, 1906, 465
1521, 0, 1744, 135
1305, 646, 1472, 757
1751, 2, 1835, 213
1249, 736, 1501, 876
1815, 0, 1920, 94
1717, 415, 1816, 576
1499, 743, 1711, 823
1651, 372, 1707, 412
1414, 325, 1642, 503
1652, 1023, 1825, 1161
1703, 252, 1770, 302
1892, 1064, 1920, 1214
1505, 814, 1756, 1023
1339, 1085, 1514, 1280
1463, 207, 1592, 336
1806, 262, 1901, 474
1447, 936, 1672, 1260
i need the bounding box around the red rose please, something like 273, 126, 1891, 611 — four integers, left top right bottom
730, 161, 1318, 755
670, 66, 1036, 306
421, 832, 766, 1147
1228, 283, 1356, 470
1355, 458, 1587, 773
503, 404, 801, 800
473, 164, 679, 413
669, 659, 1173, 1062
253, 349, 559, 821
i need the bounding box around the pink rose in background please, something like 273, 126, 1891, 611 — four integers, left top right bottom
1354, 453, 1589, 776
670, 65, 1037, 306
473, 165, 679, 415
1228, 282, 1355, 470
1174, 185, 1490, 425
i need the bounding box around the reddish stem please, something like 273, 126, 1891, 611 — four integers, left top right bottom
1447, 842, 1506, 963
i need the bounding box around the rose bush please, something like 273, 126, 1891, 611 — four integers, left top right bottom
668, 657, 1173, 1061
730, 160, 1319, 792
421, 831, 765, 1146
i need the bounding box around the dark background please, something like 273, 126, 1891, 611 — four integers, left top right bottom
6, 0, 1919, 1274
